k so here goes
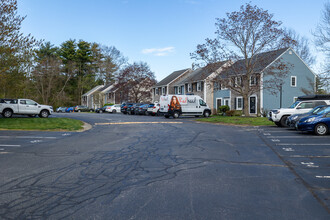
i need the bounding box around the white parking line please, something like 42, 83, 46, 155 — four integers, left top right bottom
0, 144, 21, 147
315, 176, 330, 179
277, 143, 330, 146
289, 155, 330, 158
267, 136, 330, 139
0, 136, 57, 139
282, 147, 295, 152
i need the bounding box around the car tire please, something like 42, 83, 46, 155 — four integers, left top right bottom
99, 110, 103, 113
145, 111, 148, 116
314, 123, 328, 135
39, 110, 49, 118
90, 109, 93, 112
165, 115, 170, 118
203, 110, 210, 117
275, 122, 281, 127
3, 109, 13, 118
280, 116, 288, 127
173, 111, 180, 119
78, 110, 81, 113
112, 110, 116, 113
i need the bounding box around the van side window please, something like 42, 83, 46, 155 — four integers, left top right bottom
298, 102, 313, 109
199, 99, 207, 106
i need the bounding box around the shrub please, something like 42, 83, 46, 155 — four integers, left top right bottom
218, 105, 230, 115
104, 103, 114, 107
225, 110, 242, 116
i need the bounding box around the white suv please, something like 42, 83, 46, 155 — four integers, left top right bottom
268, 99, 330, 127
147, 103, 160, 116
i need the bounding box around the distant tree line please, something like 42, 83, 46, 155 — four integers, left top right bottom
0, 0, 156, 107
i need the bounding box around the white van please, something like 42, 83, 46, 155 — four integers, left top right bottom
159, 95, 211, 118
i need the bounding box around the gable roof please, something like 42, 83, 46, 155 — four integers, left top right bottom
173, 62, 227, 85
82, 85, 105, 96
220, 47, 289, 77
155, 68, 190, 87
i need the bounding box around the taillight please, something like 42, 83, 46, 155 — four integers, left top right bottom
153, 106, 156, 109
124, 106, 127, 108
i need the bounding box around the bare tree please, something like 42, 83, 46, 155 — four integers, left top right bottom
314, 2, 330, 92
191, 3, 292, 116
115, 62, 156, 103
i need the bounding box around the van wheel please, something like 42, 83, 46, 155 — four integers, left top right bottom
173, 111, 180, 119
3, 109, 13, 118
280, 116, 288, 127
314, 123, 328, 135
203, 111, 210, 117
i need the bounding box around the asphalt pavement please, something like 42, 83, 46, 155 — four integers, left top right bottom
0, 112, 329, 219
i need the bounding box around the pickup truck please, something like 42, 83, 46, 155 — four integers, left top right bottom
0, 98, 53, 118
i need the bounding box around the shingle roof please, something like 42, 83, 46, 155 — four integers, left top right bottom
82, 85, 105, 96
222, 48, 289, 76
155, 68, 190, 87
173, 62, 227, 85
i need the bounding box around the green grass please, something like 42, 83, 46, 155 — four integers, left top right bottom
196, 115, 274, 126
0, 118, 84, 131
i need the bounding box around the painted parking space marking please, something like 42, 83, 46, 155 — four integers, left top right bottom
0, 136, 57, 139
263, 133, 271, 136
0, 144, 21, 147
315, 176, 330, 179
30, 140, 42, 144
282, 147, 295, 152
277, 143, 330, 146
271, 139, 280, 142
95, 122, 183, 125
289, 155, 330, 158
301, 162, 319, 168
266, 136, 330, 139
61, 133, 71, 136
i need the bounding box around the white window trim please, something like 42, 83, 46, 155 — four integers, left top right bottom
235, 77, 241, 87
216, 98, 222, 111
162, 87, 166, 95
291, 76, 297, 87
236, 96, 243, 110
249, 95, 257, 114
224, 98, 230, 109
250, 76, 256, 86
293, 96, 298, 103
188, 83, 192, 92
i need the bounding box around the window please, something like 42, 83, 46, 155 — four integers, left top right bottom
314, 101, 327, 107
224, 98, 230, 108
20, 100, 26, 104
181, 85, 185, 94
199, 99, 207, 106
174, 87, 178, 94
291, 76, 297, 87
156, 88, 159, 95
162, 87, 166, 95
188, 83, 192, 92
236, 97, 243, 110
178, 86, 181, 94
234, 77, 242, 87
216, 98, 222, 111
250, 76, 257, 86
197, 82, 202, 91
298, 102, 313, 109
26, 100, 37, 105
214, 82, 221, 90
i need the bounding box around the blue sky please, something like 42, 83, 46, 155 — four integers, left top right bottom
18, 0, 327, 81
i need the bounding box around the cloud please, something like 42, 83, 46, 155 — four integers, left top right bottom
142, 47, 175, 56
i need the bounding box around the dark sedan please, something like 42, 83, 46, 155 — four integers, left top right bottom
137, 104, 149, 115
121, 103, 133, 114
296, 106, 330, 135
286, 105, 328, 128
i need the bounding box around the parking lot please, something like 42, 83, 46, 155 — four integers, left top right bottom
0, 112, 329, 219
256, 126, 330, 209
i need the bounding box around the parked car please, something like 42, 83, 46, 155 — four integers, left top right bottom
74, 105, 94, 112
105, 104, 121, 113
65, 107, 74, 113
95, 106, 107, 113
286, 105, 328, 128
56, 107, 67, 113
159, 95, 211, 118
137, 104, 149, 115
132, 103, 145, 115
121, 103, 133, 114
0, 98, 53, 118
268, 95, 330, 127
296, 106, 330, 135
127, 103, 137, 115
147, 103, 160, 116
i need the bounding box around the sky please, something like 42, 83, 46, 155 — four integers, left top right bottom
17, 0, 328, 81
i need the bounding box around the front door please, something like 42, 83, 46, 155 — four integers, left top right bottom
249, 96, 256, 114
216, 98, 222, 112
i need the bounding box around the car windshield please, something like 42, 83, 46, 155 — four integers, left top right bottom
311, 106, 326, 114
288, 101, 300, 108
148, 104, 154, 107
316, 106, 330, 115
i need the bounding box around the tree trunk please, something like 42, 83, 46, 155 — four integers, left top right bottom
243, 95, 249, 116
